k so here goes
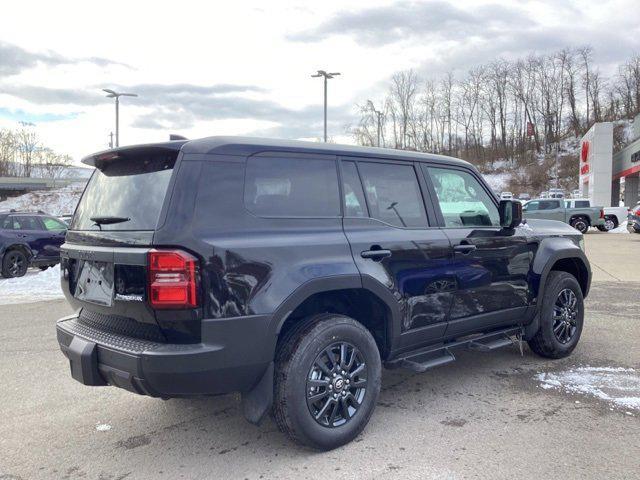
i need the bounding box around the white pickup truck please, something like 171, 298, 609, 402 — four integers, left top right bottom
565, 199, 628, 231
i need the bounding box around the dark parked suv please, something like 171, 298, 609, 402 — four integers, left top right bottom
0, 211, 67, 277
56, 137, 591, 449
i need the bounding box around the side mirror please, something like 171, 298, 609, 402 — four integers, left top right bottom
499, 200, 522, 229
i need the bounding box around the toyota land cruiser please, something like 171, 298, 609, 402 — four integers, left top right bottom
56, 137, 591, 450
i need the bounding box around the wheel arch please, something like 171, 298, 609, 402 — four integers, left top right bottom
533, 238, 591, 303
270, 275, 402, 360
1, 242, 33, 261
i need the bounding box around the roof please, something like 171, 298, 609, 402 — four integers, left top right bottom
82, 136, 472, 169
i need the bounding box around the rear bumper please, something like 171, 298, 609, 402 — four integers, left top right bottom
56, 312, 274, 397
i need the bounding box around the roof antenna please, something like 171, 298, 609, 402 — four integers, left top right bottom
169, 134, 188, 141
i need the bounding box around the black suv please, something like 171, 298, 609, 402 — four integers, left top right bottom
0, 211, 67, 277
56, 137, 591, 450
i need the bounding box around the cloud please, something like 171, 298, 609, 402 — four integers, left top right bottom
0, 41, 128, 77
0, 85, 104, 105
288, 1, 531, 46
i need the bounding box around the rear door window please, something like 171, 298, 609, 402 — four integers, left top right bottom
12, 216, 42, 230
357, 161, 428, 228
244, 156, 339, 217
72, 153, 176, 230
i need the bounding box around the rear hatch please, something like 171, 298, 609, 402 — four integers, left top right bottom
61, 143, 202, 343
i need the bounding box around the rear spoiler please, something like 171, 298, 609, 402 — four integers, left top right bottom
81, 141, 188, 167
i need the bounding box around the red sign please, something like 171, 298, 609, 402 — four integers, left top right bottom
526, 122, 534, 137
580, 164, 590, 175
581, 141, 590, 163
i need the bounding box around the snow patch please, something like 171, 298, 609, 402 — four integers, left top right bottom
0, 265, 64, 305
608, 220, 629, 234
536, 366, 640, 412
95, 424, 112, 432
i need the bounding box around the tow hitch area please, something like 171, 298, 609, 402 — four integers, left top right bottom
67, 337, 106, 386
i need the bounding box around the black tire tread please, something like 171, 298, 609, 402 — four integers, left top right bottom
528, 271, 583, 359
273, 313, 379, 449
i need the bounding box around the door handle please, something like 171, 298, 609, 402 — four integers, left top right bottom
453, 243, 477, 254
361, 249, 392, 261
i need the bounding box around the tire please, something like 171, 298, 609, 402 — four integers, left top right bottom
1, 250, 28, 278
602, 216, 617, 231
39, 266, 50, 271
596, 225, 607, 232
570, 216, 589, 234
528, 271, 584, 359
273, 313, 382, 450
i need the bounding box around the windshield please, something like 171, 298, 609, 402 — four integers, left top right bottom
72, 153, 176, 231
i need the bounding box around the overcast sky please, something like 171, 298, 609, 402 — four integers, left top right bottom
1, 0, 639, 162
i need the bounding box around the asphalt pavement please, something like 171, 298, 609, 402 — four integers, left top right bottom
1, 232, 639, 479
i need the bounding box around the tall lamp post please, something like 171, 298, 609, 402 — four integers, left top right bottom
103, 89, 138, 148
311, 70, 340, 142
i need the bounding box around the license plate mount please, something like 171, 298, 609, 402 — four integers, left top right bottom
74, 260, 115, 307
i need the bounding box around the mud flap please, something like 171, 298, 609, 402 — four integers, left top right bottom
67, 337, 107, 386
241, 361, 273, 425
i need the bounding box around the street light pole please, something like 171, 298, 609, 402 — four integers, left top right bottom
103, 89, 138, 148
311, 70, 340, 142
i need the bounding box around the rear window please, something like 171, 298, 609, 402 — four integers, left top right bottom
244, 156, 339, 217
72, 153, 176, 231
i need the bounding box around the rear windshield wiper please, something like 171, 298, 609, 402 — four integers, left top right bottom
90, 216, 131, 229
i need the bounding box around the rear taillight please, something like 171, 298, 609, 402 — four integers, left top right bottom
148, 249, 199, 309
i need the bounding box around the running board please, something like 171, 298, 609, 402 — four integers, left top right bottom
468, 336, 514, 352
400, 350, 456, 373
387, 326, 523, 373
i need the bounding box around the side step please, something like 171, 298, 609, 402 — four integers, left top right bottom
387, 326, 522, 374
468, 336, 514, 352
400, 350, 456, 373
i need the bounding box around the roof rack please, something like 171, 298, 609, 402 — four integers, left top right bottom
5, 209, 48, 214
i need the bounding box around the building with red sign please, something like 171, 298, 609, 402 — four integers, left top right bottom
579, 115, 640, 207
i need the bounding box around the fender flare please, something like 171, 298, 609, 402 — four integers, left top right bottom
269, 274, 402, 342
0, 242, 34, 261
532, 237, 591, 307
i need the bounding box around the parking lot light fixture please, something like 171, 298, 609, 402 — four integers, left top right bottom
102, 89, 138, 148
311, 70, 340, 142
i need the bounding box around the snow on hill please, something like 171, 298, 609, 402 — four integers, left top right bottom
0, 184, 84, 216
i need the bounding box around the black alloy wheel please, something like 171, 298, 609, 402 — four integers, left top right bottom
2, 250, 28, 278
306, 342, 368, 428
552, 288, 578, 344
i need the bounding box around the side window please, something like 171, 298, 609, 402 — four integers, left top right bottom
427, 167, 500, 227
244, 156, 340, 217
357, 162, 428, 228
341, 161, 367, 217
42, 217, 67, 231
525, 201, 539, 211
13, 216, 41, 230
1, 216, 13, 229
540, 200, 560, 210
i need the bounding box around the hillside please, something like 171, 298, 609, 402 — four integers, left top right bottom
0, 183, 84, 216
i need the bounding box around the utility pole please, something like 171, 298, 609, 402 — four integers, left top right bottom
103, 89, 138, 147
311, 70, 340, 142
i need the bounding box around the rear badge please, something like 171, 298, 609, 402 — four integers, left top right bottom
115, 293, 143, 302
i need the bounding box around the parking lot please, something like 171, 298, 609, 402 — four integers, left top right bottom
1, 232, 639, 480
